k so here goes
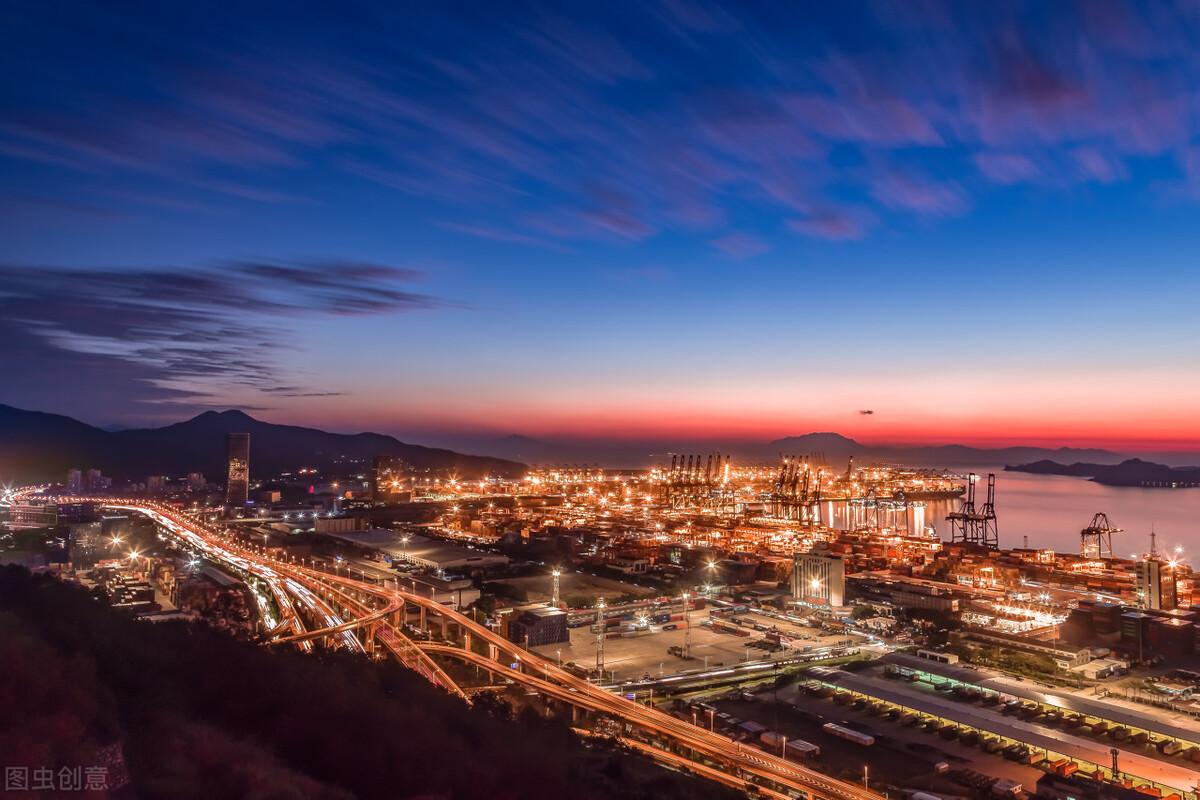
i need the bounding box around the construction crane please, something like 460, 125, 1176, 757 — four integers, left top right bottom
663, 452, 730, 511
946, 472, 999, 549
1080, 512, 1122, 560
769, 455, 821, 524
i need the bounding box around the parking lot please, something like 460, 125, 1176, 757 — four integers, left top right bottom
531, 608, 868, 682
497, 571, 657, 605
715, 688, 1040, 791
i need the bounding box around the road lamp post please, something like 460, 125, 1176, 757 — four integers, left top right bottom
681, 591, 691, 660
595, 597, 606, 679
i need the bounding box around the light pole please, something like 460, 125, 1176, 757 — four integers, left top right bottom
595, 597, 606, 678
682, 591, 691, 660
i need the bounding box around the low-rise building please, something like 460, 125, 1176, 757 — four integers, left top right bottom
502, 604, 568, 647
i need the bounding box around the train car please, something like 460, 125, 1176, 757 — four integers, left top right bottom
822, 722, 875, 746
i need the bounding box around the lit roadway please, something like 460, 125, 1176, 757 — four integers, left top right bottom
37, 495, 879, 800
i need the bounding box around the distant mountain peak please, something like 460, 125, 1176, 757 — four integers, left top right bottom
768, 432, 860, 446
189, 409, 257, 422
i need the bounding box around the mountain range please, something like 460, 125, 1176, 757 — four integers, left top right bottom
428, 430, 1130, 469
1005, 458, 1200, 487
5, 402, 1192, 485
0, 405, 523, 483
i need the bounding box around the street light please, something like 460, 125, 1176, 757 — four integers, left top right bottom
681, 591, 691, 660
595, 597, 606, 678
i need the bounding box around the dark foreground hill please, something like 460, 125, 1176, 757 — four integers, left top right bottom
0, 404, 523, 482
0, 566, 734, 800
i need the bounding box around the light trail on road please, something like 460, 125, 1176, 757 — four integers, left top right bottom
41, 494, 879, 800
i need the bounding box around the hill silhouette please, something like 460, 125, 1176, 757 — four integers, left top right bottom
1006, 457, 1200, 487
0, 404, 523, 482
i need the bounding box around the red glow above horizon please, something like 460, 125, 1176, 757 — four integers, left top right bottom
271, 400, 1200, 451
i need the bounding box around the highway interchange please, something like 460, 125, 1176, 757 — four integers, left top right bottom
21, 493, 880, 800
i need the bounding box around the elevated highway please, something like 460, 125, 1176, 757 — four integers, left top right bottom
40, 495, 879, 800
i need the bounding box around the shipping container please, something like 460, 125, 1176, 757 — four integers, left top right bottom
786, 739, 820, 759
991, 779, 1023, 797
760, 730, 785, 749
1158, 740, 1182, 756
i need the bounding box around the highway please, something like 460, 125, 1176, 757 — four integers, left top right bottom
34, 495, 880, 800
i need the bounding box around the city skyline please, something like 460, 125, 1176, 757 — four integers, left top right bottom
6, 6, 1200, 800
3, 2, 1200, 449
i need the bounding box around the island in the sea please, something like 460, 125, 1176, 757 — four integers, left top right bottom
1005, 457, 1200, 487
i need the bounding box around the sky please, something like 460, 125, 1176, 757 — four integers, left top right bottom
2, 1, 1199, 450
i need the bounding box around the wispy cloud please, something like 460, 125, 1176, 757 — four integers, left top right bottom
1, 1, 1198, 246
0, 260, 444, 412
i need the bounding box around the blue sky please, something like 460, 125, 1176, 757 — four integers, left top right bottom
2, 1, 1199, 447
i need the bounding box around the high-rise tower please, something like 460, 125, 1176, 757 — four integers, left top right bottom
226, 432, 250, 506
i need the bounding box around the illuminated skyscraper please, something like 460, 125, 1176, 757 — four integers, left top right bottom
1136, 555, 1177, 611
226, 432, 250, 506
792, 551, 845, 606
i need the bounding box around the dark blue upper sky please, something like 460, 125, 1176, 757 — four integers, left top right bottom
2, 1, 1199, 448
